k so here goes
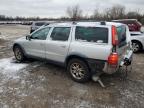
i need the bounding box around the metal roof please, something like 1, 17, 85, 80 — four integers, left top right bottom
48, 21, 124, 27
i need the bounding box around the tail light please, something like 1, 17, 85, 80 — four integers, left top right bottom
108, 53, 118, 65
112, 25, 118, 46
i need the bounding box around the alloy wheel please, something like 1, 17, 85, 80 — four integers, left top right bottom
70, 63, 85, 80
15, 48, 22, 60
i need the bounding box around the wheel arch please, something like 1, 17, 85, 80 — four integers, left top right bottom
65, 54, 89, 69
13, 43, 26, 55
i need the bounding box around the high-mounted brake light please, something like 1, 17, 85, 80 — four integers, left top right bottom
108, 53, 118, 65
112, 25, 118, 46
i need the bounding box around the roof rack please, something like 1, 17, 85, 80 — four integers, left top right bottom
100, 21, 106, 25
72, 21, 77, 25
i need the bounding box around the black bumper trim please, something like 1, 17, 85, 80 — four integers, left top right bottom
86, 58, 106, 75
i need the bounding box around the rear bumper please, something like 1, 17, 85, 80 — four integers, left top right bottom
86, 50, 133, 75
103, 50, 133, 74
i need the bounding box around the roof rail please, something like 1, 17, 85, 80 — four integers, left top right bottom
72, 21, 77, 25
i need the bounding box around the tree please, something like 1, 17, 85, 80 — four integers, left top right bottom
92, 8, 103, 21
0, 15, 6, 21
140, 18, 144, 25
92, 4, 126, 21
105, 5, 125, 20
66, 5, 82, 21
127, 11, 141, 20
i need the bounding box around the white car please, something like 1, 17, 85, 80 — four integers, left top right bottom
131, 33, 144, 52
13, 22, 133, 83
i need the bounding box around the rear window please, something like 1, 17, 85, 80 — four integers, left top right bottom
117, 26, 127, 47
35, 22, 45, 26
75, 26, 108, 43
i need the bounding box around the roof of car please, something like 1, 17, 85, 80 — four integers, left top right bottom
48, 21, 124, 27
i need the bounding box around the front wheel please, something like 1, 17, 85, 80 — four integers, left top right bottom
13, 46, 25, 62
67, 59, 91, 83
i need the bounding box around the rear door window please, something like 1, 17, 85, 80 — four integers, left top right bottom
117, 25, 127, 47
50, 27, 71, 41
75, 26, 108, 43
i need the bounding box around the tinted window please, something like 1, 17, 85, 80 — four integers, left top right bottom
75, 27, 108, 43
35, 22, 46, 26
117, 26, 127, 47
50, 27, 71, 41
31, 27, 51, 40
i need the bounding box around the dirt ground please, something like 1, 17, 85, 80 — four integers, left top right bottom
0, 24, 144, 108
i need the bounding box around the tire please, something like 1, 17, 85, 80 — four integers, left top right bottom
132, 41, 142, 53
67, 58, 91, 83
13, 46, 25, 62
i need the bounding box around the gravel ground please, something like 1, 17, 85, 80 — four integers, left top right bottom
0, 24, 144, 108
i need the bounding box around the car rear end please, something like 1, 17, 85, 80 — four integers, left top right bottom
67, 22, 133, 83
103, 23, 133, 74
69, 22, 133, 75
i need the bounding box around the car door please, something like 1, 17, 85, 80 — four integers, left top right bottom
45, 27, 72, 63
23, 27, 51, 58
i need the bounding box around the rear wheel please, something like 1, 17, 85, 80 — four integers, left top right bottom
67, 59, 91, 83
13, 46, 25, 62
132, 41, 142, 53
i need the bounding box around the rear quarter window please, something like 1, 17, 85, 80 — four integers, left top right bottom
117, 25, 127, 47
75, 26, 108, 43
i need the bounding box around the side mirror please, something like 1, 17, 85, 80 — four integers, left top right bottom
26, 35, 31, 40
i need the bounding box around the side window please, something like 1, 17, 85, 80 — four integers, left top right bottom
31, 27, 51, 40
50, 27, 71, 41
75, 26, 108, 43
117, 26, 127, 47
